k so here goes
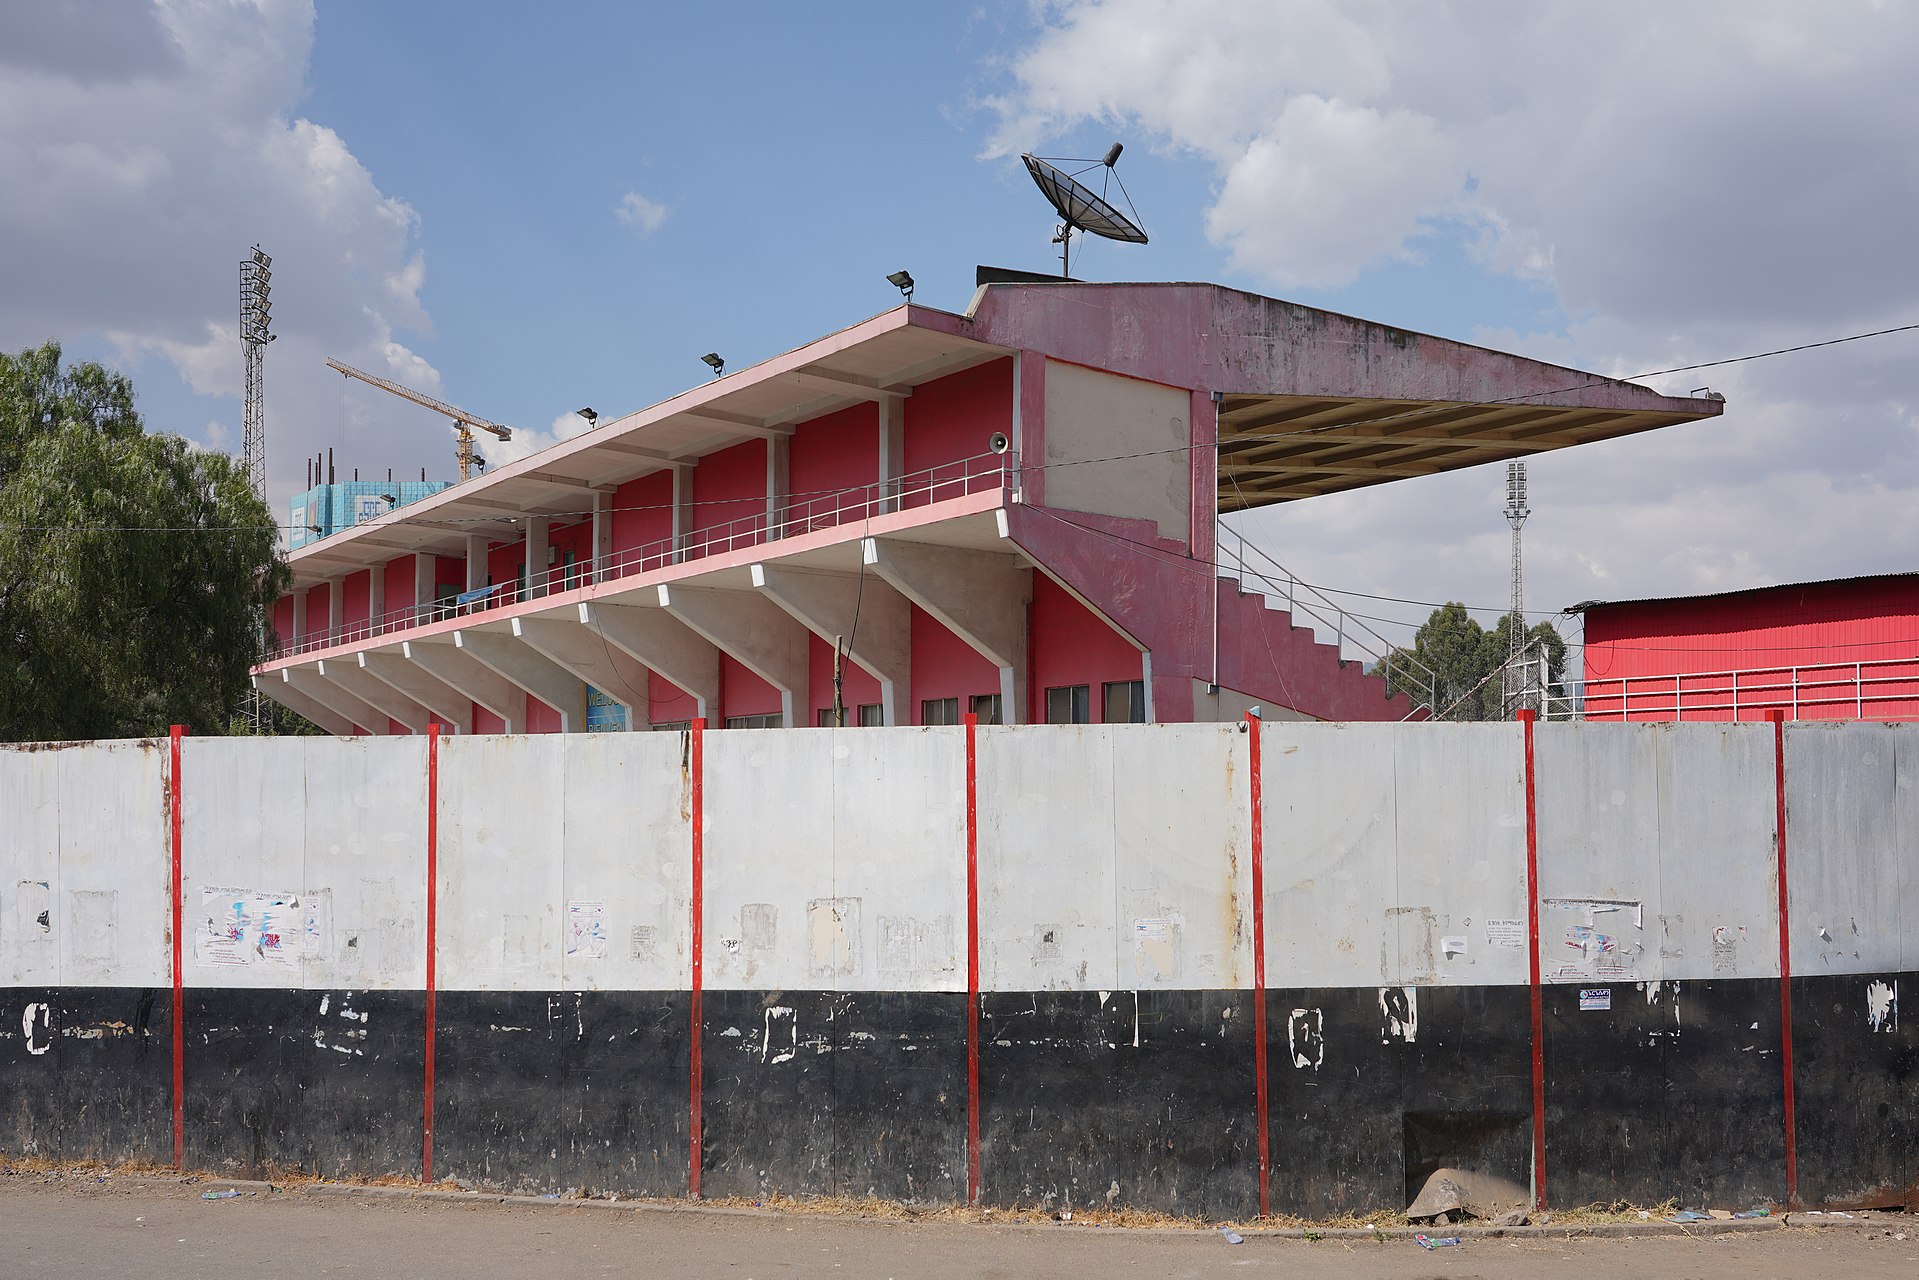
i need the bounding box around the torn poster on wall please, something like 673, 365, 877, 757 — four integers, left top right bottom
566, 900, 608, 960
1542, 897, 1643, 983
196, 887, 330, 968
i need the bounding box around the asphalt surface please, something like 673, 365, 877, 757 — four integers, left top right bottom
1, 1173, 1914, 1278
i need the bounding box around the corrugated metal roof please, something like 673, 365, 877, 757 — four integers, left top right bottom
1567, 570, 1919, 614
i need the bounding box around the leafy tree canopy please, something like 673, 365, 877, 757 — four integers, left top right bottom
1379, 601, 1567, 720
0, 342, 293, 740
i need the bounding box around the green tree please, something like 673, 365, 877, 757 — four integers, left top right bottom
1380, 601, 1567, 720
0, 342, 294, 740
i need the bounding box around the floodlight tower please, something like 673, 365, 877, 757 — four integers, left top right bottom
1503, 461, 1532, 714
239, 245, 274, 496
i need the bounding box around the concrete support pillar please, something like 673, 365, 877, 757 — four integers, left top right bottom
671, 468, 693, 562
878, 393, 906, 512
317, 657, 429, 732
290, 590, 308, 648
525, 516, 550, 599
367, 566, 385, 632
360, 650, 471, 733
578, 601, 719, 719
284, 664, 391, 735
465, 534, 489, 592
766, 436, 791, 539
511, 616, 651, 728
404, 638, 527, 733
657, 584, 810, 727
864, 535, 1031, 724
413, 553, 436, 623
591, 492, 613, 584
327, 579, 344, 645
254, 673, 353, 737
751, 563, 912, 725
455, 629, 586, 732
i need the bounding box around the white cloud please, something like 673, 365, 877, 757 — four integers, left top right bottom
0, 0, 444, 520
615, 191, 670, 235
485, 411, 601, 469
996, 1, 1919, 657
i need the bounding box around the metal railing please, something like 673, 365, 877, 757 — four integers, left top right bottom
1580, 656, 1919, 722
270, 452, 1014, 660
1215, 524, 1439, 719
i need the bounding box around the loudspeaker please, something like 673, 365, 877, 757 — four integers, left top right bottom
988, 432, 1010, 454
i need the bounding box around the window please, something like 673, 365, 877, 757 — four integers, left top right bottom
921, 697, 960, 726
858, 703, 883, 727
970, 693, 1003, 725
724, 713, 783, 730
1045, 685, 1090, 724
817, 707, 838, 728
1103, 680, 1146, 724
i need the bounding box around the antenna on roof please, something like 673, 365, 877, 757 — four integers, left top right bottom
1019, 143, 1148, 279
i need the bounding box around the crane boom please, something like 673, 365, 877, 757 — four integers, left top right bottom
326, 357, 512, 481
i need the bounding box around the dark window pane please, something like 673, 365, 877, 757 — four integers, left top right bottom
1046, 685, 1090, 724
1104, 679, 1146, 724
968, 694, 1002, 725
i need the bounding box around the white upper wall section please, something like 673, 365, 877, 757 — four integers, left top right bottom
1043, 361, 1190, 542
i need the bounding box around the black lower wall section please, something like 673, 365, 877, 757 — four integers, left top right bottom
7, 976, 1915, 1215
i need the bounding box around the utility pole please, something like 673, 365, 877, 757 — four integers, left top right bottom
1502, 460, 1533, 717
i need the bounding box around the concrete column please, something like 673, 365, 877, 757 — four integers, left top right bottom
254, 674, 353, 737
511, 616, 652, 727
671, 467, 694, 563
285, 665, 390, 735
766, 436, 790, 539
577, 601, 719, 719
367, 565, 386, 632
751, 563, 911, 725
327, 579, 344, 645
878, 394, 906, 513
525, 516, 550, 599
290, 590, 308, 648
404, 638, 527, 733
455, 629, 587, 732
360, 650, 471, 733
1014, 349, 1045, 506
591, 492, 613, 584
413, 553, 436, 623
864, 536, 1031, 724
317, 657, 429, 732
465, 534, 489, 592
657, 584, 810, 727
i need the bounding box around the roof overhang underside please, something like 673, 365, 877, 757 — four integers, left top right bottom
1216, 393, 1720, 512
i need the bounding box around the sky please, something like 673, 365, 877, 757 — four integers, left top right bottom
3, 0, 1916, 661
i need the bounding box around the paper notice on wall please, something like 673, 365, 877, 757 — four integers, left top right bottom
1440, 935, 1469, 959
197, 888, 319, 969
567, 900, 608, 959
1542, 897, 1644, 983
1485, 919, 1525, 950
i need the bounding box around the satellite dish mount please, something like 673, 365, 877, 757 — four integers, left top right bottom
1020, 142, 1148, 278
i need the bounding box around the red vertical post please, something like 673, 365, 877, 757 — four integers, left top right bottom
964, 712, 982, 1205
1245, 711, 1269, 1219
168, 724, 186, 1171
1519, 708, 1546, 1209
423, 724, 439, 1184
1768, 708, 1797, 1208
688, 718, 706, 1198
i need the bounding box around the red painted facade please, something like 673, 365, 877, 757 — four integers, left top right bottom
1580, 573, 1919, 721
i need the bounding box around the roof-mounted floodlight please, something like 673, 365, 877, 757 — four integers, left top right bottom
700, 352, 725, 377
576, 407, 598, 424
886, 270, 915, 301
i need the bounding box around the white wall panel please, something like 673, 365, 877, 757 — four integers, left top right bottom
1657, 726, 1779, 981
977, 725, 1118, 992
1110, 724, 1248, 990
179, 737, 311, 990
301, 737, 427, 990
559, 732, 692, 990
828, 728, 967, 994
1, 746, 64, 986
57, 740, 169, 987
1535, 724, 1665, 985
1391, 724, 1529, 987
702, 729, 835, 990
437, 735, 566, 989
1785, 724, 1904, 975
1260, 723, 1396, 989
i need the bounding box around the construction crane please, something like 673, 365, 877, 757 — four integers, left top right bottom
325, 358, 512, 481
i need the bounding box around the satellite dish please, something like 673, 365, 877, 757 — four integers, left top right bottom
1020, 144, 1148, 277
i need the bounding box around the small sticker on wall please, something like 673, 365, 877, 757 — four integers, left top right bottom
1579, 987, 1612, 1011
1441, 935, 1469, 959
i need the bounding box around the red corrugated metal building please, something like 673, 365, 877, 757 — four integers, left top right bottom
1573, 571, 1919, 721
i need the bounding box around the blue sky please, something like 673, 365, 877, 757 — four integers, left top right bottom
4, 1, 1916, 643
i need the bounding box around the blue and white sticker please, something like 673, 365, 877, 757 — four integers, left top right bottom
1579, 987, 1612, 1011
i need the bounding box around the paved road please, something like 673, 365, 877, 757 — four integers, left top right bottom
1, 1175, 1914, 1278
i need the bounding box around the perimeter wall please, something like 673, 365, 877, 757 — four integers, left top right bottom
2, 721, 1912, 1216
